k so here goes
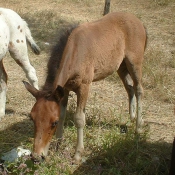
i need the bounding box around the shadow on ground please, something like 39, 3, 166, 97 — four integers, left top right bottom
0, 108, 77, 155
0, 110, 173, 175
21, 12, 78, 51
72, 135, 172, 175
0, 117, 34, 155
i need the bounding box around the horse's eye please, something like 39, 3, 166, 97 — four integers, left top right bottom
52, 120, 59, 127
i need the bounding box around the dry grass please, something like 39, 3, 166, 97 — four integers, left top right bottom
0, 0, 175, 174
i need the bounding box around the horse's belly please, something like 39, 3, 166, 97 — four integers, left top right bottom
93, 54, 123, 82
93, 62, 119, 81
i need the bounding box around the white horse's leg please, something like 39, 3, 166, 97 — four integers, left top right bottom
117, 61, 136, 120
9, 40, 39, 89
0, 60, 7, 120
0, 21, 9, 119
74, 84, 89, 162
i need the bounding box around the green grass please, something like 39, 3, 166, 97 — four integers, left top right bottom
4, 123, 170, 175
0, 93, 171, 175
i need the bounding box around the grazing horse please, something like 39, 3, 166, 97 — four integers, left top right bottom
0, 8, 40, 119
23, 12, 147, 162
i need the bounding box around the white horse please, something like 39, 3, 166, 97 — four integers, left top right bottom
0, 8, 40, 119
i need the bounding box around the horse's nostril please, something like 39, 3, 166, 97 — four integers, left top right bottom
41, 155, 45, 161
30, 153, 44, 163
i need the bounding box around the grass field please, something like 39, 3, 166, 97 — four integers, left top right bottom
0, 0, 175, 174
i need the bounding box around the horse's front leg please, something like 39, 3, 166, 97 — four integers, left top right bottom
0, 60, 7, 120
74, 84, 90, 162
9, 41, 39, 89
56, 89, 69, 140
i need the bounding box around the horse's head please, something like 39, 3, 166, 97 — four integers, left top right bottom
23, 81, 64, 158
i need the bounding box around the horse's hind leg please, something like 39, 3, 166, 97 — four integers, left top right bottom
9, 41, 38, 89
125, 56, 144, 133
0, 60, 7, 120
117, 61, 136, 120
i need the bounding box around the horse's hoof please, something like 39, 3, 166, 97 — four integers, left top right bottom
136, 129, 143, 134
135, 125, 144, 134
73, 154, 82, 164
140, 119, 144, 126
0, 113, 5, 121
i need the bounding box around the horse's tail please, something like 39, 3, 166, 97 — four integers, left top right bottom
24, 21, 40, 55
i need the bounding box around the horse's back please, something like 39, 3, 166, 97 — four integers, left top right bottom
76, 12, 146, 54
65, 12, 146, 82
0, 8, 26, 42
0, 8, 23, 25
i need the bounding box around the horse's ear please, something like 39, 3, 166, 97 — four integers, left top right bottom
53, 85, 64, 102
23, 81, 39, 99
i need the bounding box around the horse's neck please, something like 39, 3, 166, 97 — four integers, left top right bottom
54, 72, 67, 89
54, 41, 78, 89
53, 59, 70, 89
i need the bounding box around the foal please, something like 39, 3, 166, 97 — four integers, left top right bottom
24, 12, 147, 162
0, 8, 40, 119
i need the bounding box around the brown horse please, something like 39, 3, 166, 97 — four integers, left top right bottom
23, 12, 147, 162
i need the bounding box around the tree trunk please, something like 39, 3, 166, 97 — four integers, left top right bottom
103, 0, 111, 16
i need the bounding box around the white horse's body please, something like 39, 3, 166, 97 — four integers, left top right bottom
0, 8, 40, 119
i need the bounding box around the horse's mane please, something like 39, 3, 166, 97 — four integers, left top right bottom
42, 24, 78, 92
